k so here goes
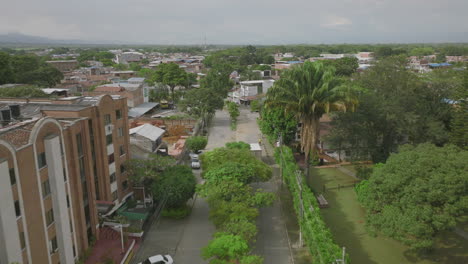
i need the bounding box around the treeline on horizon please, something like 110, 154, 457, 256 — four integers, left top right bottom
2, 43, 468, 57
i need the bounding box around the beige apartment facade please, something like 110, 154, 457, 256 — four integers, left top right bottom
0, 94, 132, 264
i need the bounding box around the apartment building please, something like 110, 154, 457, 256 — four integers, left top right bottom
0, 94, 131, 264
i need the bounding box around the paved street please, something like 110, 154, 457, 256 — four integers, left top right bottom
133, 107, 292, 264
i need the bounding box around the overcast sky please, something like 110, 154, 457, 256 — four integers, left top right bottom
1, 0, 467, 44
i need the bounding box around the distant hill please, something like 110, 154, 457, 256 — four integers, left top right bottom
0, 32, 89, 45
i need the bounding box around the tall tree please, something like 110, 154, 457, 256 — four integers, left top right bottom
151, 62, 193, 102
356, 143, 468, 251
265, 61, 358, 173
450, 70, 468, 149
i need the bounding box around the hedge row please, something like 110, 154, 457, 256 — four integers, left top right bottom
275, 146, 349, 264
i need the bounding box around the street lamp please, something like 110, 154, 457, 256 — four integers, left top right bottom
117, 224, 124, 253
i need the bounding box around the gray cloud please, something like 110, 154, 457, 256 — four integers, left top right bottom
0, 0, 467, 44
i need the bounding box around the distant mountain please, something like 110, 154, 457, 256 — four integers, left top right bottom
0, 32, 90, 45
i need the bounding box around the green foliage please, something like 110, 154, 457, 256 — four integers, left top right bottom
198, 144, 274, 261
357, 144, 468, 251
124, 154, 176, 185
200, 147, 272, 182
449, 71, 468, 149
266, 61, 358, 159
225, 141, 250, 150
250, 99, 261, 112
151, 165, 196, 208
409, 47, 435, 57
275, 146, 347, 263
226, 101, 239, 120
355, 165, 373, 180
322, 57, 359, 76
0, 53, 63, 86
203, 162, 256, 184
179, 87, 224, 118
258, 106, 298, 145
150, 62, 194, 101
0, 85, 49, 98
185, 136, 208, 152
161, 205, 192, 219
329, 56, 456, 162
201, 233, 250, 263
77, 50, 114, 62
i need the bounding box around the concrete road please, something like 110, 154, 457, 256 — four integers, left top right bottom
133, 107, 292, 264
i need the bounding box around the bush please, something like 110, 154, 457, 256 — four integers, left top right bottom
186, 136, 208, 153
275, 146, 348, 263
355, 165, 373, 180
162, 205, 192, 219
152, 165, 196, 208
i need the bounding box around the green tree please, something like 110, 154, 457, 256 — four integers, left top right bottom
226, 101, 239, 122
265, 61, 358, 173
151, 62, 193, 102
0, 86, 49, 98
179, 87, 224, 129
124, 154, 176, 185
357, 144, 468, 251
450, 71, 468, 149
151, 165, 196, 208
225, 141, 250, 150
201, 233, 250, 263
258, 106, 298, 145
200, 147, 272, 182
323, 57, 359, 76
329, 56, 454, 162
0, 52, 13, 84
185, 136, 208, 153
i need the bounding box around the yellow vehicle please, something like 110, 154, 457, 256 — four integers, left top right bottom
160, 100, 169, 109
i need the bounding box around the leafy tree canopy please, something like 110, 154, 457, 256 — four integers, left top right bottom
151, 165, 196, 208
185, 136, 208, 152
200, 147, 272, 182
357, 143, 468, 251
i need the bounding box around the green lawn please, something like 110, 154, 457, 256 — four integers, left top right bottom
307, 167, 468, 264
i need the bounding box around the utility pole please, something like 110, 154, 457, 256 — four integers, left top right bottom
295, 170, 304, 247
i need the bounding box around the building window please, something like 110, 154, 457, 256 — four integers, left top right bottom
116, 109, 122, 120
76, 133, 83, 156
37, 152, 47, 169
63, 167, 67, 182
111, 191, 118, 201
46, 209, 54, 226
104, 114, 111, 125
14, 200, 21, 217
106, 134, 113, 145
120, 164, 126, 174
110, 173, 116, 183
122, 180, 128, 190
119, 145, 125, 156
72, 245, 76, 257
118, 127, 123, 137
108, 154, 114, 164
20, 232, 26, 250
9, 168, 16, 185
42, 179, 51, 198
49, 236, 58, 254
66, 195, 70, 208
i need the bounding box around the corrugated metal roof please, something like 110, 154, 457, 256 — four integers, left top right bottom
129, 123, 165, 141
128, 102, 159, 117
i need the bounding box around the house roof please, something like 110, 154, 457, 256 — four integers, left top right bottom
94, 86, 125, 92
128, 102, 159, 118
129, 123, 165, 141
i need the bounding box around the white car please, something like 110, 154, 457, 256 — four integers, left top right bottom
191, 157, 201, 169
139, 254, 173, 264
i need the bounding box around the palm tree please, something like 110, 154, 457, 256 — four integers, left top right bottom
266, 61, 358, 173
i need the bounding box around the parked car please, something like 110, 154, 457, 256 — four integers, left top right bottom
191, 157, 201, 169
189, 153, 199, 160
139, 254, 173, 264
